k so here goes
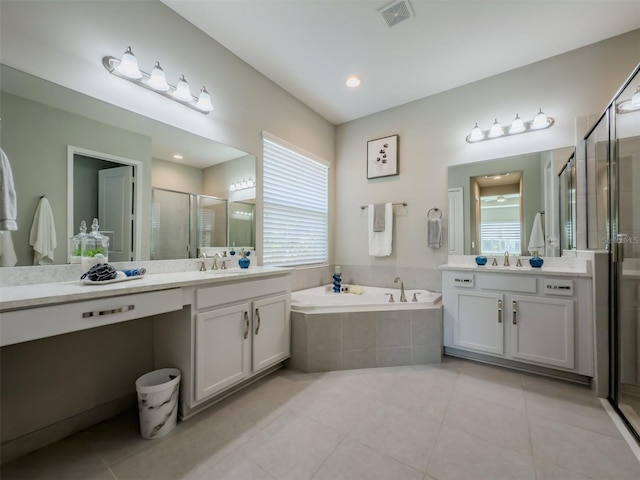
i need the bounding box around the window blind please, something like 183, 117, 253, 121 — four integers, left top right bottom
263, 133, 329, 266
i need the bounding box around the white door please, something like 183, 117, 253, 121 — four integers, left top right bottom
98, 166, 133, 262
252, 294, 290, 372
195, 303, 251, 402
453, 291, 505, 355
448, 187, 464, 255
510, 295, 574, 369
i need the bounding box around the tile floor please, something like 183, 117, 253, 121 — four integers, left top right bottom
2, 358, 640, 480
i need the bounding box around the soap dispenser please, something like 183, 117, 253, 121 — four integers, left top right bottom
69, 220, 87, 264
81, 218, 109, 271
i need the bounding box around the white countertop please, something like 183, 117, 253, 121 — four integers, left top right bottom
0, 267, 292, 311
439, 254, 592, 277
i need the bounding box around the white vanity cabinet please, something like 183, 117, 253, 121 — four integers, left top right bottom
443, 270, 592, 377
154, 273, 291, 418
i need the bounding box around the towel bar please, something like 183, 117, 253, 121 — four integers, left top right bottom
360, 202, 407, 210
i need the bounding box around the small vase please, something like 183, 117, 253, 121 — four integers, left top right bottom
239, 256, 250, 269
475, 255, 487, 266
332, 273, 342, 293
529, 252, 544, 268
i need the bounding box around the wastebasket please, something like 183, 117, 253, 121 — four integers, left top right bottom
135, 368, 181, 439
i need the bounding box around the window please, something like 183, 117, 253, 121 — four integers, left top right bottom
262, 132, 329, 266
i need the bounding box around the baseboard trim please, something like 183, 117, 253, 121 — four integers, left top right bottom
1, 393, 136, 464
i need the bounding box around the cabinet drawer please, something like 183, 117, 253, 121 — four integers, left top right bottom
476, 274, 536, 293
1, 289, 183, 346
196, 276, 290, 310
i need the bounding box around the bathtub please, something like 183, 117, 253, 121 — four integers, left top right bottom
289, 285, 443, 373
291, 285, 441, 314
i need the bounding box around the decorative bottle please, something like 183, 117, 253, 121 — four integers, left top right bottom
81, 218, 109, 271
69, 220, 87, 264
333, 266, 342, 293
229, 242, 236, 256
238, 248, 250, 269
529, 250, 544, 268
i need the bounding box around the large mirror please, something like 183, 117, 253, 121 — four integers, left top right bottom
0, 65, 256, 266
448, 146, 575, 257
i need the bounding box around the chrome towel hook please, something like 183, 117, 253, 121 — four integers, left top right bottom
427, 207, 442, 219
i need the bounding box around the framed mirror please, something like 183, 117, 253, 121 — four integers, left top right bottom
448, 146, 575, 257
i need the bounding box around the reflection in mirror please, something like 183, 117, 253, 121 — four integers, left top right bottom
586, 115, 610, 250
448, 146, 574, 257
0, 64, 255, 266
229, 201, 255, 249
559, 153, 576, 252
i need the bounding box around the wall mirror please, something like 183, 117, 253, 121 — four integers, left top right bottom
0, 64, 255, 266
448, 146, 575, 257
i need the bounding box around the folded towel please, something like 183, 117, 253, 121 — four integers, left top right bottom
29, 196, 57, 265
428, 218, 442, 248
528, 212, 545, 255
368, 203, 392, 256
0, 148, 18, 231
373, 203, 386, 232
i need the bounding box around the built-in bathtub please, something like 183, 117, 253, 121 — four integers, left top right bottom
289, 285, 443, 373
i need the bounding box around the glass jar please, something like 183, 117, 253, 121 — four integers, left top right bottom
69, 220, 87, 264
529, 250, 544, 268
81, 218, 109, 271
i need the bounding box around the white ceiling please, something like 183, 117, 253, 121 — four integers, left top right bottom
162, 0, 640, 125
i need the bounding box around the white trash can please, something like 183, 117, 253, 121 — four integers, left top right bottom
135, 368, 181, 439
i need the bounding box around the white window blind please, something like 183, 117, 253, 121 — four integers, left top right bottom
263, 132, 329, 266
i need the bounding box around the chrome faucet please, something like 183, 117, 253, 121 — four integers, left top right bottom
212, 252, 221, 270
394, 277, 407, 302
504, 251, 510, 267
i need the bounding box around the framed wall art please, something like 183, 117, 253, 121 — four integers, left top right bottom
367, 134, 398, 179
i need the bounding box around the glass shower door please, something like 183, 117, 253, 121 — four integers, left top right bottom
151, 188, 192, 260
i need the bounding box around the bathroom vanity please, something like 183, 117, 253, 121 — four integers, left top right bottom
0, 267, 292, 422
441, 256, 593, 382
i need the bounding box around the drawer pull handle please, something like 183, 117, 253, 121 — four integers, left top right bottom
512, 301, 517, 325
82, 305, 134, 318
497, 299, 502, 323
244, 311, 250, 339
255, 308, 261, 335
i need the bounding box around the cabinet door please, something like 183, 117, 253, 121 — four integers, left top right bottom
252, 294, 291, 372
195, 302, 251, 402
510, 295, 574, 369
453, 291, 504, 355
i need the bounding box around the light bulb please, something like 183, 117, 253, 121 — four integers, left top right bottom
235, 181, 242, 190
509, 114, 525, 134
467, 123, 484, 142
532, 108, 549, 129
116, 47, 142, 79
497, 195, 506, 203
246, 178, 255, 188
345, 75, 361, 87
488, 119, 503, 138
148, 62, 169, 91
196, 86, 214, 112
229, 183, 236, 192
174, 75, 192, 101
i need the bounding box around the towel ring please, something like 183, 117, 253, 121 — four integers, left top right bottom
427, 207, 442, 219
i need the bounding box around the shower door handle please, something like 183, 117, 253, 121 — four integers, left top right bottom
612, 234, 627, 263
254, 308, 261, 335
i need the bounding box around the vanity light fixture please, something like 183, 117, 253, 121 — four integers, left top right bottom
466, 109, 554, 143
345, 75, 361, 87
229, 178, 256, 192
103, 47, 214, 114
617, 85, 640, 113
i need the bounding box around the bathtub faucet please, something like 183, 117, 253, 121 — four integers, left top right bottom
394, 277, 407, 302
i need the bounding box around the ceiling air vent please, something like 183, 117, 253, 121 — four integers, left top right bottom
379, 0, 414, 28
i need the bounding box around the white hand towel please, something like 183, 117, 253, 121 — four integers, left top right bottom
0, 148, 18, 231
427, 218, 442, 248
0, 231, 17, 266
528, 212, 545, 255
368, 203, 392, 256
29, 196, 57, 265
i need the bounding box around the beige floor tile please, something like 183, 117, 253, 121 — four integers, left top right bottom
237, 410, 343, 480
427, 425, 536, 480
0, 436, 110, 480
444, 391, 531, 454
455, 371, 526, 411
310, 438, 423, 480
529, 413, 640, 480
533, 459, 599, 480
348, 401, 441, 472
196, 450, 276, 480
524, 389, 621, 438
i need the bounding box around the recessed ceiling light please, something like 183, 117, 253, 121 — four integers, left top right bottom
345, 75, 361, 88
173, 154, 183, 160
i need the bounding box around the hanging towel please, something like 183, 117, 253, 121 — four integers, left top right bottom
372, 203, 386, 232
528, 212, 545, 255
0, 231, 17, 267
0, 148, 18, 231
368, 203, 392, 256
427, 218, 442, 249
29, 196, 57, 265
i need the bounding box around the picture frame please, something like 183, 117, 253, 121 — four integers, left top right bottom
367, 134, 398, 179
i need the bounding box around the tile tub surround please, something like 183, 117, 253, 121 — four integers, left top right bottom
289, 307, 443, 372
